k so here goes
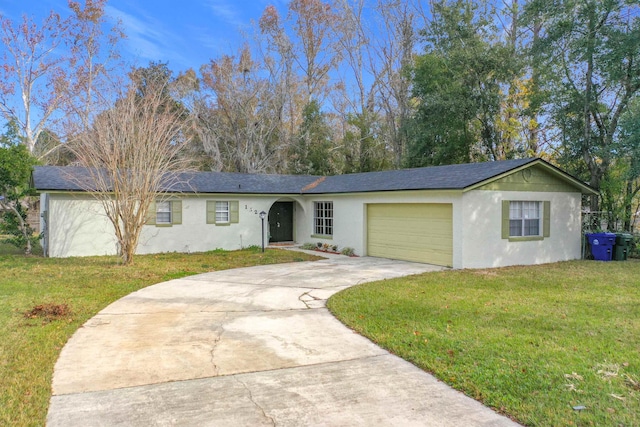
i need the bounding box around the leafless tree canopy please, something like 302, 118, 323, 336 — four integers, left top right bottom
0, 0, 123, 157
68, 78, 193, 264
197, 46, 285, 173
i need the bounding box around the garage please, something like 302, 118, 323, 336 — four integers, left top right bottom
367, 203, 453, 267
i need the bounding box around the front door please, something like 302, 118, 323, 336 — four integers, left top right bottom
269, 202, 294, 242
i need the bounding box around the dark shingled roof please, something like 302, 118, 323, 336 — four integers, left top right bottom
31, 166, 320, 194
310, 158, 536, 193
32, 166, 100, 192
33, 158, 589, 195
172, 171, 320, 194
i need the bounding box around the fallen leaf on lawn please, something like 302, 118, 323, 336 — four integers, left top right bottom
624, 374, 640, 391
565, 383, 582, 393
596, 362, 620, 380
564, 372, 584, 381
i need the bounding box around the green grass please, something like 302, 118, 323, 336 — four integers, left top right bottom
328, 260, 640, 426
0, 240, 43, 256
0, 247, 320, 426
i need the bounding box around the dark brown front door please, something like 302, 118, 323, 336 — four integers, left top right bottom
269, 202, 294, 242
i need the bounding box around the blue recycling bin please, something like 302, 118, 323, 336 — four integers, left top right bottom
586, 232, 616, 261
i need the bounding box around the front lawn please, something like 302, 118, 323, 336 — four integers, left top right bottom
0, 247, 320, 427
328, 260, 640, 426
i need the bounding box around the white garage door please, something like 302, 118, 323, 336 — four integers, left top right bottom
367, 203, 453, 267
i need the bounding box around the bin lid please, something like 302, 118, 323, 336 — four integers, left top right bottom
615, 233, 633, 243
587, 234, 615, 246
587, 232, 616, 237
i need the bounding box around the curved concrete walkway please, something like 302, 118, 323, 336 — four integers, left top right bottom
47, 255, 519, 426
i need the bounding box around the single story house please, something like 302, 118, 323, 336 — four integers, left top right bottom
31, 158, 596, 269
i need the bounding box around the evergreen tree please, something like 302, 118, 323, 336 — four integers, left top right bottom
527, 0, 640, 214
289, 100, 335, 175
0, 121, 39, 254
407, 0, 522, 167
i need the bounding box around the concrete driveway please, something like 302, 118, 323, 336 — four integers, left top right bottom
47, 254, 519, 426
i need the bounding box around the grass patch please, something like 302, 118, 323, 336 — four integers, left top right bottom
0, 240, 43, 256
328, 260, 640, 426
0, 247, 320, 426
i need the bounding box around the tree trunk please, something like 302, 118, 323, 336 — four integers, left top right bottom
623, 180, 633, 232
6, 201, 32, 255
584, 6, 599, 216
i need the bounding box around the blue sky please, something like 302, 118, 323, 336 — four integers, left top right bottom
1, 0, 285, 72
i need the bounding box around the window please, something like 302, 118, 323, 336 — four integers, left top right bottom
206, 200, 239, 225
314, 201, 333, 236
156, 201, 172, 224
509, 201, 541, 237
147, 199, 182, 226
216, 201, 230, 223
502, 200, 552, 240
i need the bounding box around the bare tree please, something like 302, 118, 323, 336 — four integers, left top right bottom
190, 100, 225, 171
374, 0, 417, 168
258, 5, 305, 170
332, 0, 393, 172
0, 11, 69, 154
329, 0, 417, 171
68, 77, 193, 265
0, 1, 124, 158
199, 45, 285, 173
64, 0, 125, 136
288, 0, 341, 102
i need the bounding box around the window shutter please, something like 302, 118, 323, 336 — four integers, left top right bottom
543, 201, 551, 237
501, 200, 510, 239
206, 201, 217, 224
172, 200, 182, 225
146, 200, 156, 225
230, 201, 239, 223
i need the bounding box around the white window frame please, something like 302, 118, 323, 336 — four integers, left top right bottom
156, 201, 172, 224
216, 201, 230, 224
509, 201, 541, 237
314, 201, 333, 236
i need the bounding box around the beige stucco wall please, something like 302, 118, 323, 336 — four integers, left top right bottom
43, 188, 584, 268
296, 191, 464, 267
44, 193, 293, 258
461, 190, 583, 268
138, 195, 277, 254
298, 189, 583, 269
46, 193, 119, 258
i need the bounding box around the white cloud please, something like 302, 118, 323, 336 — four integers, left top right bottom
204, 0, 243, 27
105, 5, 186, 65
192, 30, 238, 56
